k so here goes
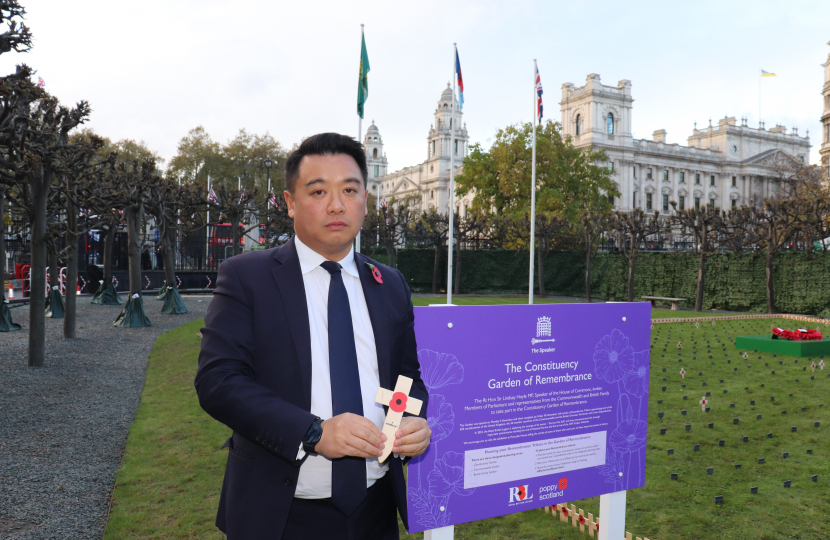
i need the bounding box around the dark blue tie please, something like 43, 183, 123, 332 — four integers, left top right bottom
320, 260, 367, 516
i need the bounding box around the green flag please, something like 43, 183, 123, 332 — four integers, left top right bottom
357, 31, 370, 119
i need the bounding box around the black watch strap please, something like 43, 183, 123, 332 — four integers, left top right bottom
302, 417, 324, 455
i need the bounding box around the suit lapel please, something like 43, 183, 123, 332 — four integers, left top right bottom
271, 237, 313, 411
356, 253, 391, 390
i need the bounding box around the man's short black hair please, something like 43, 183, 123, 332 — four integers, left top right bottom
284, 132, 368, 193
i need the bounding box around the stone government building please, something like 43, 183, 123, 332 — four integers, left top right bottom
368, 42, 829, 216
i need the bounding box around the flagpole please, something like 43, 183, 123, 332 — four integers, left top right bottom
206, 174, 211, 269
529, 60, 538, 305
447, 43, 457, 305
758, 68, 761, 126
355, 23, 365, 255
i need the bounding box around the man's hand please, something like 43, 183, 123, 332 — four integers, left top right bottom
315, 413, 386, 459
392, 417, 431, 458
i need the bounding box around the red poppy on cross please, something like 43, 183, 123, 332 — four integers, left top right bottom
700, 396, 708, 412
821, 360, 825, 370
374, 375, 423, 463
812, 362, 817, 372
680, 369, 686, 378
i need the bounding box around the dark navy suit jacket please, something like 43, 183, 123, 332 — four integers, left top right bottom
195, 237, 428, 539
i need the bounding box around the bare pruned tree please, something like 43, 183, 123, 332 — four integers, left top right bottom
608, 209, 663, 302
578, 210, 610, 303
668, 205, 727, 311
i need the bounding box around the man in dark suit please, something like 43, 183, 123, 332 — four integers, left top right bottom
196, 133, 431, 540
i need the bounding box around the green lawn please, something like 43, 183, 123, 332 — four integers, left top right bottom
105, 301, 830, 539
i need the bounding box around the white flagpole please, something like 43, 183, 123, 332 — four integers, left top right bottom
447, 43, 457, 305
356, 24, 365, 255
529, 60, 538, 305
206, 174, 211, 269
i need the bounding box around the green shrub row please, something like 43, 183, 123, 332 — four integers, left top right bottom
364, 247, 830, 315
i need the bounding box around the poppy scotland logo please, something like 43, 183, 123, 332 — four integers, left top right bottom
508, 485, 532, 503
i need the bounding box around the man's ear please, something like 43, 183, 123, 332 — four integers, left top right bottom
364, 189, 369, 216
284, 190, 295, 219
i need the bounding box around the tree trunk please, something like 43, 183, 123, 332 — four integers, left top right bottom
48, 244, 59, 290
695, 251, 706, 312
103, 215, 115, 284
28, 166, 49, 367
63, 183, 78, 339
536, 241, 546, 298
627, 249, 636, 303
585, 244, 593, 303
432, 243, 441, 294
765, 251, 775, 314
125, 205, 143, 296
385, 241, 395, 268
232, 217, 242, 257
162, 226, 177, 286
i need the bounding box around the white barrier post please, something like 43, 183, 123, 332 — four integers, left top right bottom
598, 489, 626, 540
422, 303, 457, 540
424, 526, 454, 540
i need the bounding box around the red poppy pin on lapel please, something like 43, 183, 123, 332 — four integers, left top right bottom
366, 262, 383, 284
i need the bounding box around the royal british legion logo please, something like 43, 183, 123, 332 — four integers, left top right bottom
509, 485, 533, 503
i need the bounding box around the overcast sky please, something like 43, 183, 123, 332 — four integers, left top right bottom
3, 0, 828, 172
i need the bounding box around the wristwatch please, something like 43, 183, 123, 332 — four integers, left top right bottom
302, 417, 324, 455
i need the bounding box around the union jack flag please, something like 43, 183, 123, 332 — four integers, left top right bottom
37, 76, 45, 87
268, 193, 279, 209
238, 190, 245, 204
535, 65, 543, 124
208, 188, 218, 204
381, 197, 387, 208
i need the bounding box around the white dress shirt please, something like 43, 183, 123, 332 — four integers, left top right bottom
293, 235, 389, 499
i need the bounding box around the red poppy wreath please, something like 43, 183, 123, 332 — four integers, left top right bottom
771, 327, 823, 341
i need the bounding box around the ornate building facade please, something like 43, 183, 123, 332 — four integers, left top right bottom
560, 73, 812, 214
821, 41, 830, 176
364, 84, 473, 215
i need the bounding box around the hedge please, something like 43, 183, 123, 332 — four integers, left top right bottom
364, 247, 830, 316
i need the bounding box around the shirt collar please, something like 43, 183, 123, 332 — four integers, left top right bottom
294, 234, 359, 279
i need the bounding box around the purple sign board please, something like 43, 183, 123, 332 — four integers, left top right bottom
406, 302, 651, 532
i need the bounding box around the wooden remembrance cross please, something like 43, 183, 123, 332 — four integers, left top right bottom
374, 375, 423, 463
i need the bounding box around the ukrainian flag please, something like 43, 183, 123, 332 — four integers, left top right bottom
761, 69, 776, 77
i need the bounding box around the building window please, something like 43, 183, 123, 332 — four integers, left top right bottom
663, 170, 669, 181
694, 197, 700, 209
430, 190, 434, 200
575, 114, 582, 136
662, 194, 669, 212
646, 193, 653, 210
374, 165, 379, 177
454, 140, 458, 155
732, 176, 736, 187
709, 199, 715, 209
647, 168, 653, 180
679, 196, 685, 210
633, 192, 637, 207
373, 148, 378, 158
710, 175, 716, 186
608, 162, 614, 172
606, 114, 614, 135
680, 172, 685, 183
431, 141, 435, 156
695, 173, 701, 185
608, 194, 614, 206
731, 199, 737, 208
